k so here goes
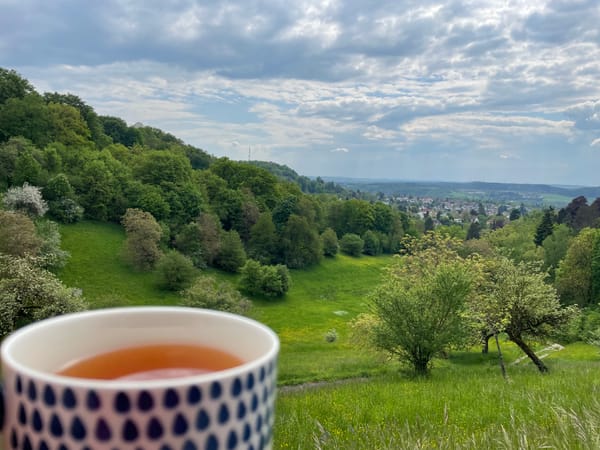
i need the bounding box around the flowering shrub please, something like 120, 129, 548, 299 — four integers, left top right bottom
3, 182, 48, 217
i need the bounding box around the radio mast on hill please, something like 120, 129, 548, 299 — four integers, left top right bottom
248, 146, 251, 161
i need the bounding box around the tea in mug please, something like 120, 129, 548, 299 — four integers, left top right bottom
56, 343, 244, 381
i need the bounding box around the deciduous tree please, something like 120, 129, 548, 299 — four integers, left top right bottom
3, 182, 48, 217
321, 228, 339, 257
0, 254, 86, 338
364, 234, 477, 375
280, 214, 322, 268
340, 233, 364, 256
477, 258, 577, 373
215, 229, 246, 272
555, 228, 600, 307
121, 208, 163, 271
0, 211, 41, 257
248, 212, 277, 264
156, 250, 196, 291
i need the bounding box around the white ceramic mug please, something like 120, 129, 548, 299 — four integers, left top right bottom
0, 307, 279, 450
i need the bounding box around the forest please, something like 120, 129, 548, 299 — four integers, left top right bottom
2, 66, 600, 379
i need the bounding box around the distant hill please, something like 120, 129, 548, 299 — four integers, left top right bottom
247, 161, 350, 196
322, 178, 600, 207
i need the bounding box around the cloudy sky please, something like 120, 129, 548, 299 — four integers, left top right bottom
1, 0, 600, 185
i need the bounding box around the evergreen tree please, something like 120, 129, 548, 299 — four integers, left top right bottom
534, 207, 555, 246
424, 214, 434, 232
466, 221, 481, 240
509, 208, 521, 221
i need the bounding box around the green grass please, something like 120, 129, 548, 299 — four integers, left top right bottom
58, 221, 182, 308
58, 221, 394, 384
275, 348, 600, 449
58, 221, 600, 449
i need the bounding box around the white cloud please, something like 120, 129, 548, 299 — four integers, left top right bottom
4, 0, 600, 184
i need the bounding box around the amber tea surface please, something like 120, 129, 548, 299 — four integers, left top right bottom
56, 343, 244, 381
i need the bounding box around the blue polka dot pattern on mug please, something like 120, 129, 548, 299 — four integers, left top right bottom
3, 363, 277, 450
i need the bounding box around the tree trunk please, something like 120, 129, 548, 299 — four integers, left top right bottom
494, 333, 508, 381
510, 334, 548, 373
481, 330, 493, 354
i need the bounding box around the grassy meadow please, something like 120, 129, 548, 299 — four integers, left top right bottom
58, 221, 600, 449
58, 221, 395, 385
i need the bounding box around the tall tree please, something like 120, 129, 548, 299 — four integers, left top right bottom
280, 214, 322, 268
534, 207, 555, 246
424, 214, 434, 232
466, 221, 481, 240
362, 230, 382, 256
509, 208, 521, 221
121, 208, 163, 271
0, 94, 52, 146
47, 102, 92, 147
43, 92, 111, 148
215, 230, 247, 273
0, 68, 35, 104
555, 228, 600, 307
321, 228, 339, 257
558, 196, 597, 231
542, 224, 572, 280
248, 212, 277, 264
99, 115, 141, 147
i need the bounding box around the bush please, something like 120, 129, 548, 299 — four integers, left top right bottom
180, 275, 251, 315
340, 233, 364, 256
325, 328, 338, 343
239, 259, 291, 297
48, 198, 84, 223
35, 219, 70, 271
156, 250, 196, 291
3, 182, 48, 217
321, 228, 339, 257
0, 254, 87, 338
0, 210, 41, 257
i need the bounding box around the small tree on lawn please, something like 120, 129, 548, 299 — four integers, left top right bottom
477, 257, 577, 373
156, 250, 196, 291
364, 233, 478, 375
321, 227, 339, 257
121, 208, 162, 271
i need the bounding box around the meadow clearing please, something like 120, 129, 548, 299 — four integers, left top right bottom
59, 221, 600, 449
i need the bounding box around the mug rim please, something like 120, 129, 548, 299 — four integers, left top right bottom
1, 306, 279, 389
